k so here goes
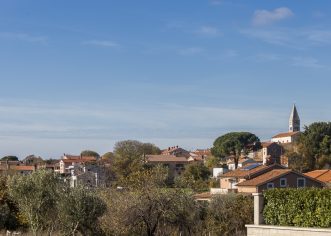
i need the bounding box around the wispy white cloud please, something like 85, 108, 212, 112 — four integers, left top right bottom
0, 32, 47, 44
0, 99, 311, 157
82, 40, 119, 48
291, 57, 325, 69
252, 7, 293, 26
240, 28, 293, 46
178, 47, 204, 55
241, 28, 331, 49
306, 30, 331, 44
195, 26, 222, 37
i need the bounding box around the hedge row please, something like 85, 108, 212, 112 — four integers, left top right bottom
263, 188, 331, 228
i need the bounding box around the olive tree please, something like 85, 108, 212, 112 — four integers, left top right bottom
8, 170, 60, 236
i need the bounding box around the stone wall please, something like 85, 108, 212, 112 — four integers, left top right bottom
246, 225, 331, 236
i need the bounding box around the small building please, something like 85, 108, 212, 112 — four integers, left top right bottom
59, 157, 97, 174
213, 168, 229, 178
227, 158, 257, 171
146, 154, 188, 177
161, 146, 190, 158
236, 169, 324, 193
11, 165, 35, 175
219, 163, 285, 193
271, 131, 300, 144
261, 142, 282, 165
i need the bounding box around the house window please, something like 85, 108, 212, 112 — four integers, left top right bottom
267, 183, 274, 189
175, 164, 184, 169
297, 178, 306, 188
280, 178, 287, 187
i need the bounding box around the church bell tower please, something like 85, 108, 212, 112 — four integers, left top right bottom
289, 104, 300, 132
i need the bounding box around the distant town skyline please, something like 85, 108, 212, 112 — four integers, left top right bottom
0, 1, 331, 157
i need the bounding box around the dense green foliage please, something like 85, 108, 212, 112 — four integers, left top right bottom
111, 140, 161, 181
204, 155, 222, 169
0, 176, 22, 231
1, 167, 255, 236
99, 167, 200, 236
206, 194, 253, 236
263, 188, 331, 228
7, 170, 106, 236
101, 151, 114, 160
211, 132, 260, 168
80, 150, 100, 158
175, 163, 211, 192
295, 122, 331, 171
1, 156, 19, 161
58, 186, 106, 235
8, 170, 60, 235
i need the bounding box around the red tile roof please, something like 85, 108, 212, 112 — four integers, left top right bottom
236, 169, 292, 186
305, 170, 331, 183
221, 163, 284, 178
12, 165, 35, 171
272, 131, 300, 139
146, 155, 188, 163
61, 158, 95, 164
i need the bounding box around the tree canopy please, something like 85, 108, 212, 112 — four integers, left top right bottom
1, 156, 19, 161
111, 140, 161, 181
80, 150, 100, 158
211, 132, 260, 169
296, 122, 331, 171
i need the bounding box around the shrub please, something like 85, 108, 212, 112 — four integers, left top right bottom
263, 188, 331, 228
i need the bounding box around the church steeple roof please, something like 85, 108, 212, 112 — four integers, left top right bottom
289, 104, 300, 132
290, 104, 300, 122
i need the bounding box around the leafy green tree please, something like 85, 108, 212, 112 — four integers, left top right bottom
175, 163, 211, 192
8, 170, 60, 236
101, 152, 114, 161
204, 155, 222, 169
22, 155, 43, 165
80, 150, 100, 158
99, 168, 199, 236
205, 194, 253, 236
211, 132, 260, 169
297, 122, 331, 170
183, 163, 211, 181
111, 140, 161, 181
287, 151, 306, 172
1, 156, 19, 161
58, 186, 106, 236
0, 176, 21, 231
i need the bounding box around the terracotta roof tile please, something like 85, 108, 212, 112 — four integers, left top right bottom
305, 170, 331, 183
146, 155, 188, 163
272, 131, 300, 139
221, 163, 270, 178
236, 169, 291, 186
12, 165, 35, 171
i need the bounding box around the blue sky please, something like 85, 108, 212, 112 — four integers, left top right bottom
0, 0, 331, 158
